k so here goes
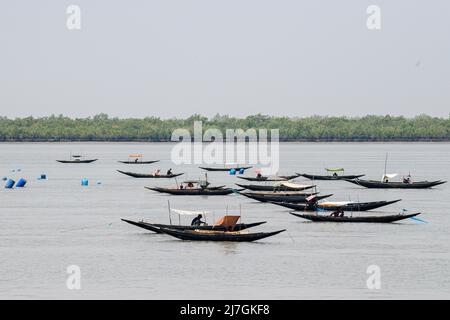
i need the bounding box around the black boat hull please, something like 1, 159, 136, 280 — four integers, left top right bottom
269, 199, 402, 211
299, 173, 365, 180
239, 192, 333, 203
346, 179, 446, 189
235, 183, 315, 192
118, 160, 160, 164
146, 186, 236, 195
156, 226, 286, 242
117, 170, 184, 178
56, 159, 98, 163
237, 174, 300, 182
121, 219, 267, 233
199, 166, 252, 172
290, 212, 420, 223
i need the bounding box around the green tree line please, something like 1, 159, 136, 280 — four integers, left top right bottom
0, 114, 449, 141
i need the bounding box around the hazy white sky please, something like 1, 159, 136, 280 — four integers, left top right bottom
1, 0, 449, 118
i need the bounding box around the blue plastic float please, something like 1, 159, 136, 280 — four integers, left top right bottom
16, 178, 27, 188
5, 179, 15, 189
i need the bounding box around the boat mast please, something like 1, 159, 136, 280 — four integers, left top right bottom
167, 200, 172, 225
239, 204, 242, 223
384, 153, 388, 178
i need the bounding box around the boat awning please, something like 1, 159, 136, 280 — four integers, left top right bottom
320, 201, 354, 207
214, 215, 240, 228
382, 173, 398, 181
306, 195, 318, 202
170, 209, 210, 216
275, 182, 312, 189
325, 168, 344, 172
129, 154, 142, 158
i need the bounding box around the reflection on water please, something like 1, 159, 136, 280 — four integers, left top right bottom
0, 142, 449, 299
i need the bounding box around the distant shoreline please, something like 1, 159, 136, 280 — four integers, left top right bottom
1, 139, 450, 143
1, 114, 449, 142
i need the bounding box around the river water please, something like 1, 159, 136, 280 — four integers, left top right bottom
0, 142, 449, 299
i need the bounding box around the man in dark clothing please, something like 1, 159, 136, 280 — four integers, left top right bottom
330, 208, 344, 217
167, 168, 173, 175
191, 214, 205, 226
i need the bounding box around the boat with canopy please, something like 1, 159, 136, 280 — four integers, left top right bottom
235, 181, 316, 192
121, 207, 267, 233
345, 154, 446, 188
299, 168, 364, 180
345, 177, 446, 189
118, 154, 160, 164
238, 191, 333, 203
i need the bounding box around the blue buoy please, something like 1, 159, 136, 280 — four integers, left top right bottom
39, 174, 47, 180
16, 178, 27, 188
5, 179, 15, 189
239, 168, 245, 174
81, 178, 89, 186
229, 168, 236, 175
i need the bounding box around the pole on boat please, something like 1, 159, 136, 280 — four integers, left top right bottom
384, 153, 388, 178
167, 200, 172, 225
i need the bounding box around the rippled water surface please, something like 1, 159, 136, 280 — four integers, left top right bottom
1, 142, 449, 299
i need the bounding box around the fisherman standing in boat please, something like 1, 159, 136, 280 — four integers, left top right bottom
403, 174, 412, 184
191, 214, 205, 226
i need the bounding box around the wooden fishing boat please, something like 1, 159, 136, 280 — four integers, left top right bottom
239, 191, 332, 203
118, 154, 159, 164
155, 226, 285, 242
235, 182, 315, 192
237, 174, 300, 182
199, 165, 252, 172
117, 170, 184, 178
146, 186, 236, 195
118, 160, 159, 164
121, 219, 267, 233
269, 199, 402, 211
345, 178, 446, 189
299, 173, 365, 180
290, 212, 421, 223
299, 168, 364, 180
347, 153, 447, 189
56, 154, 97, 163
56, 159, 98, 163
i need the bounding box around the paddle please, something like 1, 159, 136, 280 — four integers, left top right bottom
409, 216, 429, 223
402, 209, 428, 223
